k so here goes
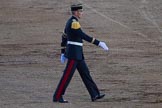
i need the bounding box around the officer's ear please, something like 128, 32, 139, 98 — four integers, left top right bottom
71, 11, 75, 15
71, 11, 78, 15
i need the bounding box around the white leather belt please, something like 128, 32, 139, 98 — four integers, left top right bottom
67, 41, 83, 46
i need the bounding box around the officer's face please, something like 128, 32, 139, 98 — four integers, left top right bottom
77, 9, 83, 19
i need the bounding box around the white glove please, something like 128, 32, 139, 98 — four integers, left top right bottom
60, 54, 67, 63
98, 41, 109, 51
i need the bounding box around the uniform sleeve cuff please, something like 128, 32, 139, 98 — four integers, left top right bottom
61, 47, 66, 53
91, 38, 100, 46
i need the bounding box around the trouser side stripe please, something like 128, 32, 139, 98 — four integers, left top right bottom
55, 59, 75, 100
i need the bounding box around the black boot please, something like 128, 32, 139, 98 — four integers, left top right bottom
53, 96, 68, 103
92, 93, 105, 102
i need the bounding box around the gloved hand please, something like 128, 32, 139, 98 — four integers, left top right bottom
98, 41, 109, 51
60, 54, 67, 63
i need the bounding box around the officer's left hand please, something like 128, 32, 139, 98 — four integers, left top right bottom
60, 54, 67, 63
98, 41, 109, 51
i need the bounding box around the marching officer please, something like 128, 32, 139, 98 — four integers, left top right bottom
53, 3, 109, 103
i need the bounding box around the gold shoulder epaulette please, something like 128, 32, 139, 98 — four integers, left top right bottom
71, 19, 81, 29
